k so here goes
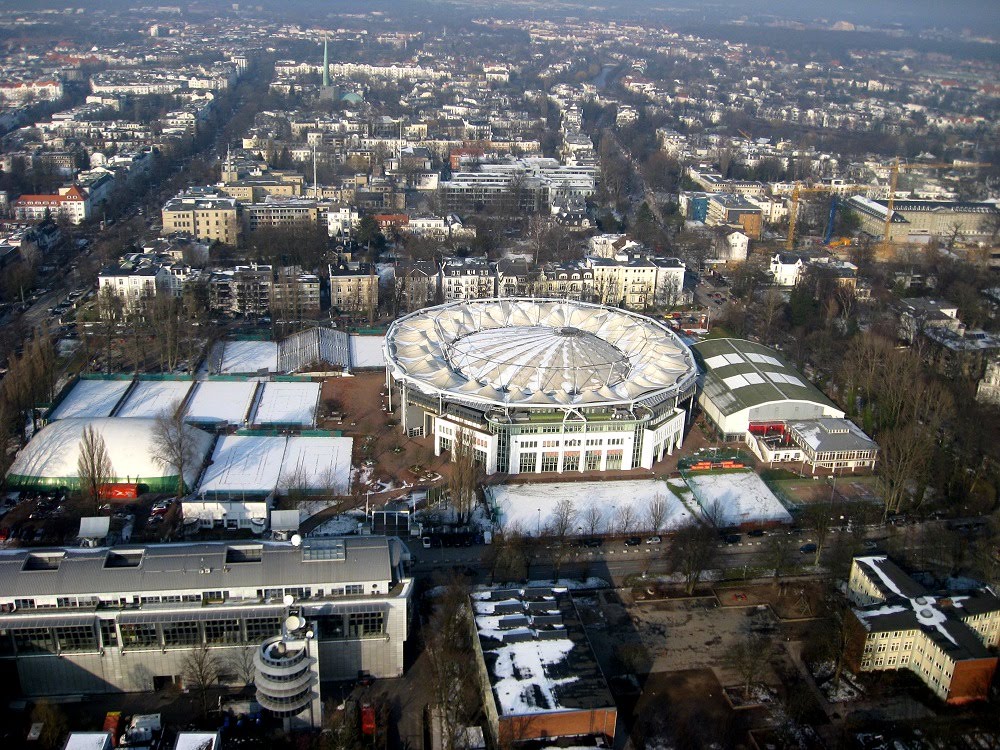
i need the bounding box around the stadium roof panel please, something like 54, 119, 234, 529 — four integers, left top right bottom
385, 299, 697, 409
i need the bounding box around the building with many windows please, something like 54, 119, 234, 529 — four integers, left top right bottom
161, 189, 240, 245
384, 299, 697, 475
0, 537, 412, 698
845, 556, 1000, 704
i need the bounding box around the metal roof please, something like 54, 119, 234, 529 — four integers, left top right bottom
0, 538, 393, 600
693, 338, 841, 417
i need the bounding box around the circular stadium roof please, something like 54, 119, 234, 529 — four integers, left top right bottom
384, 298, 697, 408
6, 417, 213, 490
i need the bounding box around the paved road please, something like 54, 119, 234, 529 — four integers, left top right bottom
403, 529, 823, 585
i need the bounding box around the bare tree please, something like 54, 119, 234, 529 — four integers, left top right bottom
725, 632, 773, 700
803, 503, 835, 566
645, 494, 668, 533
615, 504, 638, 536
152, 402, 202, 497
227, 643, 257, 690
77, 424, 113, 513
447, 427, 481, 525
669, 522, 719, 595
426, 578, 477, 750
547, 497, 577, 580
182, 646, 222, 717
582, 503, 604, 536
763, 533, 794, 581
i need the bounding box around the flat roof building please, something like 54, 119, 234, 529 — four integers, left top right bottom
0, 537, 412, 697
470, 587, 617, 746
845, 556, 1000, 704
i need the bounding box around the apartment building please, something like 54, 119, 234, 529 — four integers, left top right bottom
97, 256, 173, 311
271, 269, 321, 319
209, 265, 272, 317
242, 199, 323, 234
162, 190, 240, 245
329, 263, 378, 313
440, 257, 495, 301
845, 556, 1000, 704
588, 255, 685, 310
705, 193, 764, 239
13, 184, 91, 224
0, 538, 412, 698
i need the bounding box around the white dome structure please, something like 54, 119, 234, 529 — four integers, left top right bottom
384, 299, 698, 476
385, 298, 696, 408
6, 417, 213, 493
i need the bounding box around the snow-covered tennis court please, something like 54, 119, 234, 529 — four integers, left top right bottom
50, 378, 131, 420
114, 380, 193, 418
198, 435, 286, 496
252, 381, 320, 426
484, 479, 697, 536
684, 471, 793, 527
184, 381, 258, 426
349, 335, 386, 369
217, 340, 279, 375
278, 436, 353, 494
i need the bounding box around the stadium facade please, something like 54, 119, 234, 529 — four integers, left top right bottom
384, 299, 698, 475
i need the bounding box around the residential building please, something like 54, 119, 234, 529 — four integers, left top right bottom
327, 206, 360, 237
242, 198, 323, 234
847, 197, 999, 245
329, 263, 378, 313
97, 256, 173, 310
13, 185, 91, 224
770, 253, 806, 287
162, 190, 240, 245
0, 537, 413, 697
395, 260, 440, 312
272, 269, 321, 319
209, 264, 272, 317
845, 556, 1000, 704
441, 257, 495, 301
705, 194, 763, 239
588, 255, 685, 310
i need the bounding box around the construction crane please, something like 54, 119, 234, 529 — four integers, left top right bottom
785, 183, 868, 251
880, 159, 992, 256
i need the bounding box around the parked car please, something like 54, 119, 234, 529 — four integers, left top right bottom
624, 537, 642, 546
724, 534, 742, 545
421, 537, 431, 549
747, 529, 765, 537
645, 536, 662, 545
799, 543, 818, 554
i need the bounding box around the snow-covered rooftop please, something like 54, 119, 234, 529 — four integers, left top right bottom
217, 340, 279, 375
385, 298, 696, 408
184, 380, 258, 425
197, 435, 286, 496
50, 378, 131, 420
350, 335, 386, 368
114, 380, 193, 419
472, 588, 616, 718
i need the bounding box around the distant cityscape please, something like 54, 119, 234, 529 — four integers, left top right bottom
0, 2, 996, 749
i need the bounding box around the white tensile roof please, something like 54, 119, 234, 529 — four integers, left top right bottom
384, 298, 696, 408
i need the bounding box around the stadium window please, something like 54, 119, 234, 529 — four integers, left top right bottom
100, 619, 118, 647
204, 619, 241, 645
162, 621, 201, 647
